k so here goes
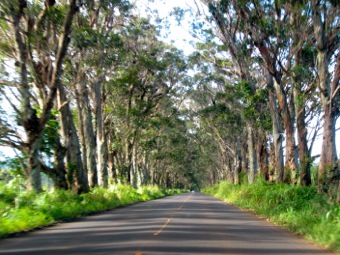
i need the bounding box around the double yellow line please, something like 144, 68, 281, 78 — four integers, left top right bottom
153, 193, 193, 236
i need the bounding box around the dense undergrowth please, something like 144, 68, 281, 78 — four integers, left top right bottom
203, 180, 340, 253
0, 183, 182, 238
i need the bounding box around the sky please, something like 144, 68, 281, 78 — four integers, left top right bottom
135, 0, 201, 53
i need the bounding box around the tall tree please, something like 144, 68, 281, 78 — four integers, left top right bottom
68, 0, 132, 187
105, 17, 188, 185
311, 0, 339, 199
196, 0, 326, 186
0, 0, 81, 192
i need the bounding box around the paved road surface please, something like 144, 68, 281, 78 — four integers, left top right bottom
0, 192, 335, 255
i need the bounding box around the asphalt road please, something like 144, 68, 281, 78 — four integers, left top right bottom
0, 192, 335, 255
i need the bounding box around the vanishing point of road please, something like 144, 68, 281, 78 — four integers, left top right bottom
0, 192, 335, 255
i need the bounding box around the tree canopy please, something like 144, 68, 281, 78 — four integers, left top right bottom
0, 0, 339, 201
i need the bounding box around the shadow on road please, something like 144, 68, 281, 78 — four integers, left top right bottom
0, 193, 335, 255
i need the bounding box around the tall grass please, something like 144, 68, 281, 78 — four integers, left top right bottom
0, 183, 182, 238
203, 180, 340, 253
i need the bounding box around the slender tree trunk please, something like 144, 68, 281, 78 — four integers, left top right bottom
234, 144, 241, 184
258, 133, 269, 181
114, 149, 124, 184
77, 96, 88, 184
288, 9, 312, 186
267, 75, 284, 183
312, 1, 338, 196
97, 123, 108, 187
131, 145, 137, 188
52, 137, 68, 189
241, 144, 247, 176
57, 85, 89, 193
273, 78, 297, 183
293, 60, 311, 186
151, 164, 156, 185
269, 141, 275, 182
76, 80, 98, 188
225, 157, 234, 183
247, 125, 257, 184
108, 149, 117, 183
143, 152, 151, 185
123, 141, 133, 184
94, 80, 108, 187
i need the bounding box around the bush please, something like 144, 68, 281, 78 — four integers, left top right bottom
0, 184, 182, 238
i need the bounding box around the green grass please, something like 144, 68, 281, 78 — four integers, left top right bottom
203, 179, 340, 253
0, 183, 182, 238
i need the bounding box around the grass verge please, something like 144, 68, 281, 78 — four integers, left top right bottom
203, 179, 340, 254
0, 184, 182, 238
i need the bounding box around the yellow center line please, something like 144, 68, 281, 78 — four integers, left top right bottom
153, 218, 171, 236
153, 193, 193, 236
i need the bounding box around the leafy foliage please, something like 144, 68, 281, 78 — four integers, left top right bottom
0, 184, 182, 237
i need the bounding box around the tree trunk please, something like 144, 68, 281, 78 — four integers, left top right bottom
319, 104, 337, 186
57, 85, 89, 193
140, 151, 150, 186
93, 78, 108, 187
267, 75, 284, 183
247, 125, 257, 184
273, 78, 297, 183
234, 145, 241, 184
131, 145, 137, 188
77, 96, 88, 185
26, 142, 42, 192
258, 133, 269, 181
225, 157, 234, 183
9, 5, 42, 192
76, 80, 98, 188
293, 62, 311, 186
97, 130, 108, 187
52, 132, 68, 189
312, 0, 338, 196
287, 9, 312, 186
7, 0, 79, 192
108, 148, 118, 183
241, 144, 248, 176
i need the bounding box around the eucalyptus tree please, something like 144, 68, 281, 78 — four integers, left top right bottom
209, 0, 299, 183
0, 0, 86, 192
67, 0, 131, 188
191, 124, 223, 186
141, 103, 195, 188
196, 0, 336, 187
189, 1, 278, 183
103, 16, 188, 186
187, 44, 247, 184
311, 0, 340, 200
226, 0, 339, 190
290, 7, 317, 186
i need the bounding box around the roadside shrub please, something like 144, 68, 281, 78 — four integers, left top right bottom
0, 184, 182, 238
138, 185, 164, 199
0, 183, 17, 205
